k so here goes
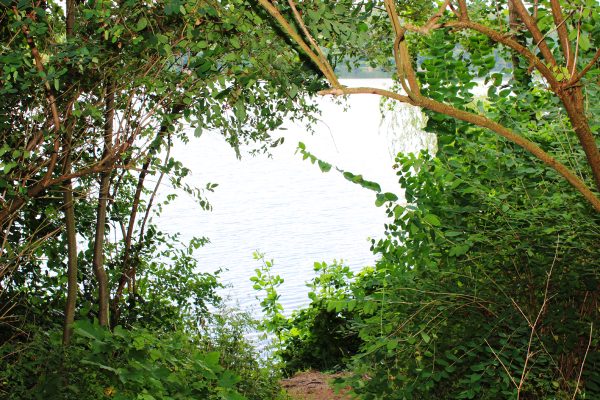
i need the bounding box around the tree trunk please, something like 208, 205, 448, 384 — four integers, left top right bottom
66, 0, 75, 37
561, 88, 600, 194
62, 0, 78, 345
92, 82, 114, 327
111, 104, 183, 327
62, 138, 78, 344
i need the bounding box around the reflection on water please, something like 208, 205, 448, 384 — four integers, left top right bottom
155, 79, 431, 314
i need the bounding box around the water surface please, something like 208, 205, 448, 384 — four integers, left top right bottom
156, 79, 431, 313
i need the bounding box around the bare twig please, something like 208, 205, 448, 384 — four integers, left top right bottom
571, 323, 593, 400
517, 235, 559, 398
485, 338, 518, 389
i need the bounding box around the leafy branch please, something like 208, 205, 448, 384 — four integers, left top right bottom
258, 0, 600, 212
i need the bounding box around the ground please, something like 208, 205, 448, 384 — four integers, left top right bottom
281, 371, 352, 400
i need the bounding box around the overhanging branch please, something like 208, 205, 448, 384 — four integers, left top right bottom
257, 1, 600, 212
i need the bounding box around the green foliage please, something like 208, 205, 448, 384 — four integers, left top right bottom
0, 229, 221, 341
296, 142, 399, 205
265, 2, 600, 397
199, 307, 288, 400
3, 2, 600, 400
288, 132, 599, 398
251, 251, 286, 341
278, 261, 362, 376
252, 257, 362, 376
0, 0, 323, 321
1, 2, 323, 398
292, 128, 600, 398
282, 14, 600, 393
118, 232, 222, 331
0, 322, 246, 400
341, 138, 599, 398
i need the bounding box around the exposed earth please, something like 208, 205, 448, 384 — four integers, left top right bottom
281, 371, 352, 400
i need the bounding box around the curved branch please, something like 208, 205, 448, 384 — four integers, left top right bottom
287, 0, 339, 87
457, 0, 469, 21
384, 0, 420, 97
549, 0, 574, 71
320, 87, 600, 212
319, 87, 415, 105
510, 0, 558, 67
257, 0, 339, 87
260, 1, 600, 212
441, 20, 600, 192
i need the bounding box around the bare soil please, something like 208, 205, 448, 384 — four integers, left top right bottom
281, 371, 352, 400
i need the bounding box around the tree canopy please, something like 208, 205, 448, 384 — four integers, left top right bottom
0, 0, 322, 333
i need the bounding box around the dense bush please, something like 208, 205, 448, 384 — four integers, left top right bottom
281, 262, 362, 375
0, 321, 245, 400
278, 130, 599, 398
271, 34, 600, 392
1, 314, 287, 400
252, 256, 364, 376
266, 14, 600, 398
199, 307, 287, 400
343, 138, 599, 398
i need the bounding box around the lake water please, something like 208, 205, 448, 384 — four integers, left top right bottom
156, 79, 434, 315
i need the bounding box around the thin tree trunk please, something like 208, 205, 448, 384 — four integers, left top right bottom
62, 133, 78, 344
92, 81, 114, 327
111, 104, 183, 326
66, 0, 75, 37
62, 0, 78, 345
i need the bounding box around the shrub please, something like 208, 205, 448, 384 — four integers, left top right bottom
0, 321, 246, 400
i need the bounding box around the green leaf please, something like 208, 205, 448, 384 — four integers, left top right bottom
73, 320, 105, 341
3, 162, 17, 174
421, 331, 431, 343
136, 17, 148, 32
383, 192, 398, 201
80, 359, 119, 374
0, 145, 10, 157
318, 160, 331, 172
218, 370, 241, 388
423, 213, 441, 226
449, 244, 470, 257
219, 388, 246, 400
234, 101, 246, 121
579, 33, 591, 51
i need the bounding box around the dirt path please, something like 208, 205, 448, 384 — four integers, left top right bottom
281, 371, 352, 400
